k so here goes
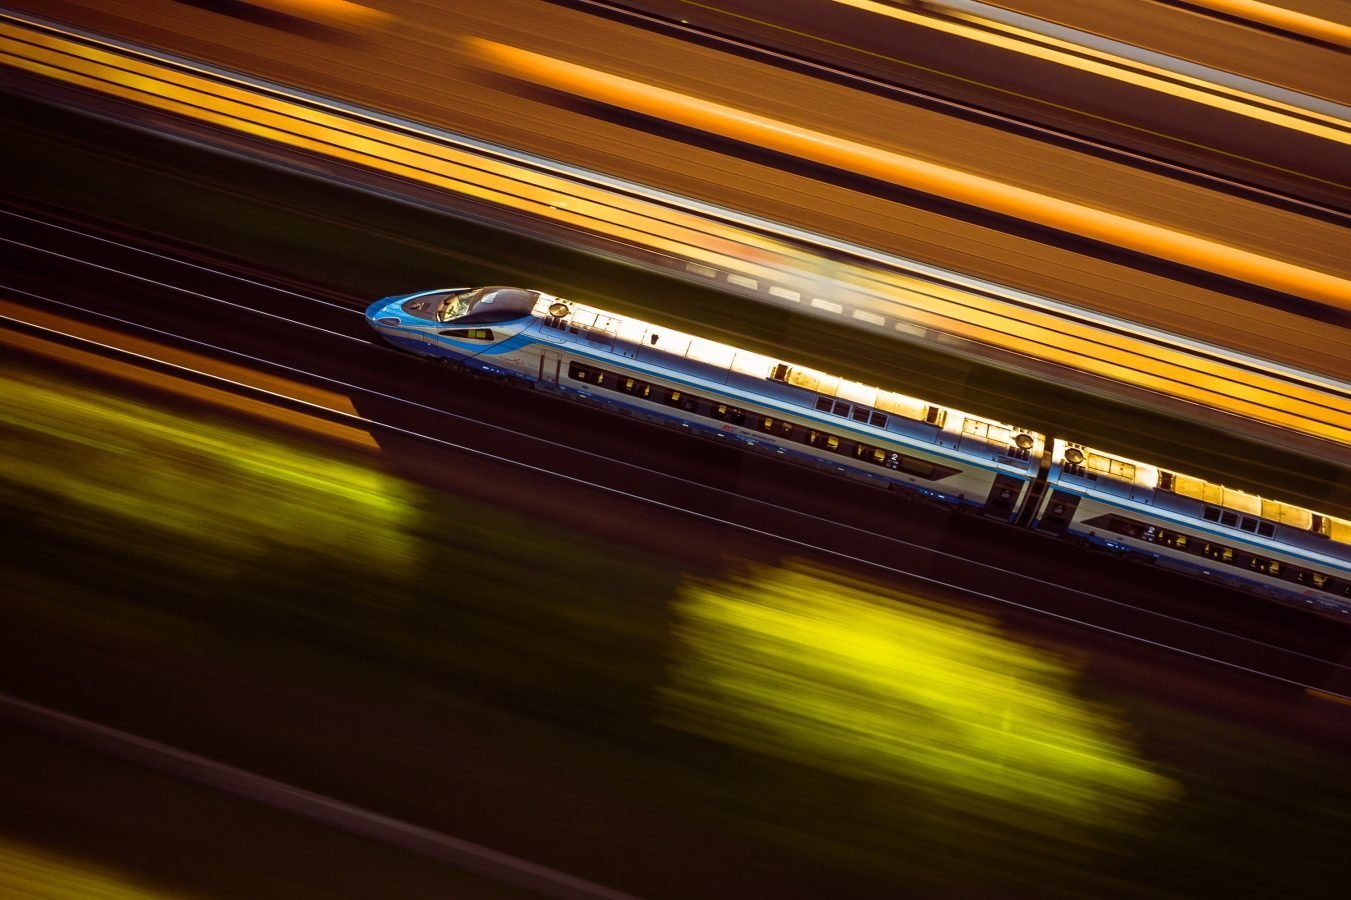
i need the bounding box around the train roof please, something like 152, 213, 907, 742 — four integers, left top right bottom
533, 293, 1038, 442
1053, 440, 1350, 546
532, 294, 1350, 548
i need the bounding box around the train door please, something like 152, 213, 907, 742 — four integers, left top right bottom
982, 474, 1025, 521
538, 350, 562, 386
1035, 491, 1081, 535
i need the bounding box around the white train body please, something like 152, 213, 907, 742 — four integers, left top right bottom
367, 287, 1351, 617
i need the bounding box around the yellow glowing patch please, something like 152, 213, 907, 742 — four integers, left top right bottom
0, 836, 176, 899
662, 562, 1177, 835
0, 367, 417, 578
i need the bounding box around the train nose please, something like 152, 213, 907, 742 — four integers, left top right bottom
366, 297, 399, 327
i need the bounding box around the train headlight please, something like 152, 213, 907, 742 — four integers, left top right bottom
1064, 447, 1085, 465
1014, 433, 1034, 450
548, 302, 570, 318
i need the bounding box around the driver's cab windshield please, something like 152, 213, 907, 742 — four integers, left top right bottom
438, 288, 480, 322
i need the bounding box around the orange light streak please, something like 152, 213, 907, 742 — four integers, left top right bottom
472, 38, 1351, 313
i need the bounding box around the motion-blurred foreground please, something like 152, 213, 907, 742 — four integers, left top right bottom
4, 0, 1351, 895
4, 361, 1351, 897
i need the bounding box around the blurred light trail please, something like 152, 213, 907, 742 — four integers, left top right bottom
473, 38, 1351, 314
0, 298, 379, 449
663, 562, 1178, 839
826, 0, 1351, 138
4, 13, 1349, 450
1182, 0, 1351, 48
245, 0, 393, 29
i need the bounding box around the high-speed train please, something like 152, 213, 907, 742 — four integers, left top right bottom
367, 286, 1351, 617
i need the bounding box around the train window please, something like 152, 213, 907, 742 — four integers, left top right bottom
770, 363, 790, 382
620, 378, 651, 399
681, 396, 700, 412
855, 444, 885, 465
829, 436, 848, 454
1297, 571, 1329, 589
1240, 517, 1258, 533
439, 328, 495, 340
1258, 522, 1275, 538
1220, 511, 1239, 527
832, 401, 850, 417
569, 363, 590, 382
1158, 472, 1175, 492
901, 458, 934, 478
663, 389, 682, 407
1159, 530, 1188, 550
1250, 557, 1281, 576
815, 397, 833, 412
759, 416, 776, 433
870, 412, 888, 428
852, 406, 870, 423
1204, 507, 1221, 522
777, 420, 794, 437
1202, 543, 1233, 563
711, 404, 744, 425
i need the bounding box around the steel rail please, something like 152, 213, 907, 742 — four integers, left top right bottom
2, 228, 1347, 682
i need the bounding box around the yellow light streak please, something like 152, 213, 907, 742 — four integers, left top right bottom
827, 0, 1351, 140
1183, 0, 1351, 49
472, 38, 1351, 313
3, 19, 1348, 447
0, 24, 797, 283
0, 300, 378, 450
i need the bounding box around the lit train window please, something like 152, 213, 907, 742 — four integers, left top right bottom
778, 421, 794, 437
825, 435, 842, 452
1250, 557, 1281, 576
1160, 531, 1188, 549
1202, 543, 1234, 563
759, 416, 776, 432
621, 378, 651, 399
715, 405, 745, 425
1298, 571, 1329, 589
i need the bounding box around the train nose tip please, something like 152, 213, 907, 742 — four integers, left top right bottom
366, 297, 398, 327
